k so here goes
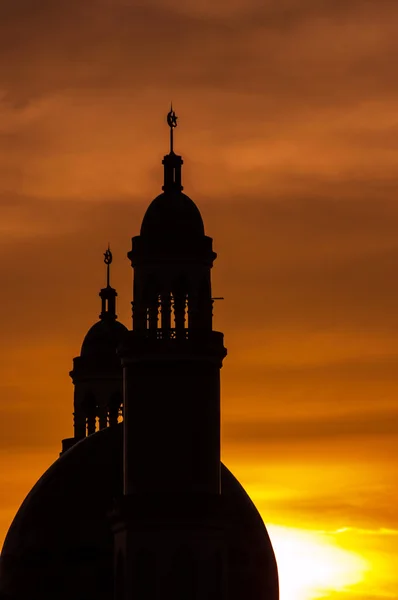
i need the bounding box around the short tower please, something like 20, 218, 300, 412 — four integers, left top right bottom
62, 248, 128, 453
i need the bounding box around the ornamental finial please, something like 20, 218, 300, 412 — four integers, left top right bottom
166, 103, 178, 153
104, 244, 112, 287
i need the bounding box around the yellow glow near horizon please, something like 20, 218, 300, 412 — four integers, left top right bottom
267, 525, 369, 600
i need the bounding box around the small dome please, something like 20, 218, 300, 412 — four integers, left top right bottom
81, 319, 128, 357
140, 191, 205, 240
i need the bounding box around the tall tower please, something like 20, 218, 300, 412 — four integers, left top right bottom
62, 248, 128, 453
0, 109, 279, 600
113, 108, 228, 599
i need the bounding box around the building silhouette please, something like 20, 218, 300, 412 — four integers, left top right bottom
0, 110, 279, 600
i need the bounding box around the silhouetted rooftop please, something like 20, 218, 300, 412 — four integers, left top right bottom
0, 424, 278, 600
140, 191, 205, 241
81, 319, 128, 357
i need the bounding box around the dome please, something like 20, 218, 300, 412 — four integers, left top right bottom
0, 424, 278, 600
81, 319, 128, 357
140, 191, 205, 240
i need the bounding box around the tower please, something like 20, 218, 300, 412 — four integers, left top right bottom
62, 248, 128, 453
0, 109, 279, 600
112, 108, 228, 599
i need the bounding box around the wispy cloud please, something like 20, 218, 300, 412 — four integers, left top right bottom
0, 2, 397, 598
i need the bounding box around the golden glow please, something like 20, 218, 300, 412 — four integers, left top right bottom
1, 2, 398, 598
268, 526, 368, 600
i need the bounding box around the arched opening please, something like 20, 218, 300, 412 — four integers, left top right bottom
144, 278, 160, 332
82, 392, 97, 436
172, 276, 189, 335
108, 391, 123, 427
160, 290, 172, 332
170, 292, 176, 331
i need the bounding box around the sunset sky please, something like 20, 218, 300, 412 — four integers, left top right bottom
0, 0, 397, 598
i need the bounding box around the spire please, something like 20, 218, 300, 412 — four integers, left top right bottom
104, 244, 112, 287
99, 245, 117, 320
162, 104, 184, 192
167, 102, 178, 153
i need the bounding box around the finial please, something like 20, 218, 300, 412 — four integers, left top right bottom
99, 244, 117, 320
166, 103, 178, 153
104, 244, 112, 288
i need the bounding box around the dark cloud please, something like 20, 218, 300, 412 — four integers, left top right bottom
0, 2, 397, 594
222, 358, 398, 410
224, 408, 398, 443
0, 0, 397, 111
0, 195, 143, 339
1, 188, 398, 342
207, 190, 398, 336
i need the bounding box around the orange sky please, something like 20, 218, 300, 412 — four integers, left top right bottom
0, 1, 397, 598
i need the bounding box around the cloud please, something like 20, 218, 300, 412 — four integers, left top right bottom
258, 491, 398, 531
318, 594, 395, 600
328, 527, 398, 537
223, 408, 398, 443
0, 5, 397, 597
0, 0, 397, 111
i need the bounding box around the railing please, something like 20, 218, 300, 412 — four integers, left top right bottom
123, 328, 227, 360
134, 328, 190, 340
130, 328, 224, 342
156, 328, 189, 340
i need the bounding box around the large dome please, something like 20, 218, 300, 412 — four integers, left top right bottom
0, 424, 278, 600
140, 191, 205, 241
